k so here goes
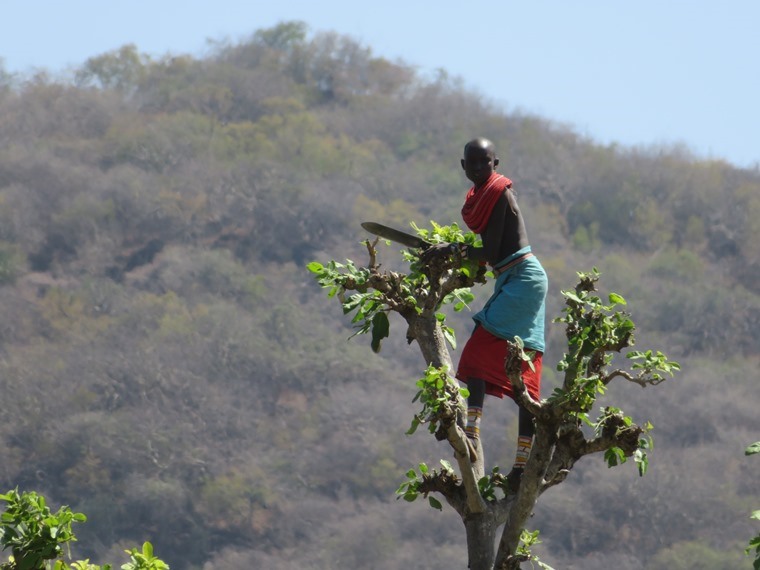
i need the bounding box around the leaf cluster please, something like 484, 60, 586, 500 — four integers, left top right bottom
0, 490, 168, 570
395, 460, 456, 512
475, 467, 512, 503
0, 489, 85, 570
308, 222, 484, 352
549, 269, 679, 465
306, 259, 391, 351
406, 365, 469, 437
514, 529, 555, 570
596, 408, 653, 476
120, 543, 168, 570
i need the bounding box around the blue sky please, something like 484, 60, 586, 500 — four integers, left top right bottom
2, 1, 758, 168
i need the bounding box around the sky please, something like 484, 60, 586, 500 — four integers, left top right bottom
1, 1, 758, 169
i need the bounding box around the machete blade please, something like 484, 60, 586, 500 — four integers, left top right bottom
361, 222, 430, 249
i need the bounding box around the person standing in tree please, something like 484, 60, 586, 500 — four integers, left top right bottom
422, 137, 548, 491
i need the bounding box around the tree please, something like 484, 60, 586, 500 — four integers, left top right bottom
308, 222, 679, 569
75, 44, 149, 94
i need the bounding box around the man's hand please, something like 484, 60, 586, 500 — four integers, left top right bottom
420, 242, 458, 265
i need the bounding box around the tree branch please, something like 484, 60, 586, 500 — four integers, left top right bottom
495, 421, 555, 568
504, 340, 552, 422
602, 369, 668, 387
447, 423, 487, 514
540, 413, 644, 494
417, 467, 467, 516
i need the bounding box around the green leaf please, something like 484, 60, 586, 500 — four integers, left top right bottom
564, 291, 583, 304
746, 442, 760, 456
370, 311, 390, 353
608, 292, 627, 305
750, 510, 760, 521
306, 261, 324, 274
604, 446, 626, 467
634, 448, 649, 476
442, 326, 457, 350
428, 496, 443, 510
406, 421, 418, 435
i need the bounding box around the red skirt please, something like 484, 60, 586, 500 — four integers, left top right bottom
456, 326, 542, 401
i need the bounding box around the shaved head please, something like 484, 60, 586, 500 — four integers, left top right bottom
461, 137, 499, 186
464, 137, 496, 157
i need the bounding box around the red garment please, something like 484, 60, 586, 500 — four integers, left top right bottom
456, 326, 542, 401
461, 173, 513, 234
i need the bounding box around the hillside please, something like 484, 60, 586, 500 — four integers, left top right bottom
0, 22, 758, 569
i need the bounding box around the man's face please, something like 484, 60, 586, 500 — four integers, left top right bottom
461, 145, 497, 186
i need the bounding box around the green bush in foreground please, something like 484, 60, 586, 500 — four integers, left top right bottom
0, 489, 168, 570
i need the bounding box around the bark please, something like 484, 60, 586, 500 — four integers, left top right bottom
446, 422, 486, 514
406, 312, 486, 510
464, 513, 498, 570
494, 421, 555, 568
406, 309, 503, 568
405, 312, 453, 371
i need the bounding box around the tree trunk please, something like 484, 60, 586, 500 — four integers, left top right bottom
464, 512, 498, 570
405, 313, 453, 371
494, 421, 556, 568
408, 312, 500, 567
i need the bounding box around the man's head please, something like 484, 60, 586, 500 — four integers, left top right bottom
461, 137, 499, 186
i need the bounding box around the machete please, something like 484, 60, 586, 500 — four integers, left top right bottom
361, 222, 430, 250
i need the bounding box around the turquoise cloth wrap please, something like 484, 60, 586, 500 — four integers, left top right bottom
472, 246, 548, 352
